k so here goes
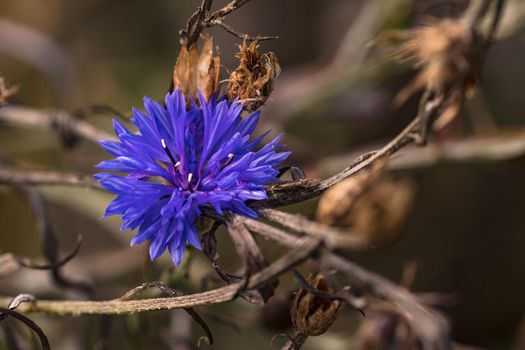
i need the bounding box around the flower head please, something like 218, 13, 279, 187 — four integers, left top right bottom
95, 89, 289, 265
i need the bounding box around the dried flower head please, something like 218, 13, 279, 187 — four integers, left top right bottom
376, 19, 482, 130
226, 40, 281, 112
95, 89, 290, 265
317, 168, 414, 247
290, 273, 343, 336
173, 34, 221, 103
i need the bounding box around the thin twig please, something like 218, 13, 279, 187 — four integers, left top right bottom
261, 116, 420, 208
180, 0, 274, 46
259, 208, 370, 249
224, 214, 277, 303
15, 237, 82, 270
0, 308, 50, 350
234, 217, 451, 349
207, 19, 278, 41
0, 237, 83, 280
281, 332, 308, 350
119, 281, 213, 346
322, 253, 451, 350
0, 238, 320, 315
18, 185, 92, 294
291, 270, 367, 314
0, 166, 101, 190
0, 105, 115, 143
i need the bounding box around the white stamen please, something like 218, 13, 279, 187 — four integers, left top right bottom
228, 153, 234, 159
161, 138, 167, 149
187, 173, 193, 183
174, 161, 181, 168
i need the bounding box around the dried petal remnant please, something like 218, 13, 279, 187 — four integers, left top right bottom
290, 273, 343, 336
227, 41, 281, 111
173, 34, 220, 102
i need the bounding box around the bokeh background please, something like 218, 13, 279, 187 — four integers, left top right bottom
1, 0, 525, 349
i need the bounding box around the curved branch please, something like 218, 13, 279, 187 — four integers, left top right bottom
0, 166, 101, 190
0, 105, 115, 143
0, 308, 50, 350
0, 238, 319, 315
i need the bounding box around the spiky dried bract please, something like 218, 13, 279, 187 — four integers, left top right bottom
317, 168, 414, 247
290, 273, 343, 336
95, 89, 290, 266
377, 19, 482, 130
173, 34, 220, 103
226, 41, 281, 112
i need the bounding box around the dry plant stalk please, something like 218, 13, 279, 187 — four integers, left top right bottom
173, 34, 220, 102
317, 165, 415, 247
376, 18, 483, 131
227, 40, 281, 111
290, 273, 343, 336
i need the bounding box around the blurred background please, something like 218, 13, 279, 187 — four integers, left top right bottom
1, 0, 525, 349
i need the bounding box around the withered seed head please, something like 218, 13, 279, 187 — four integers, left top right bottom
316, 167, 414, 247
226, 40, 281, 112
375, 19, 482, 131
173, 34, 220, 103
290, 273, 343, 336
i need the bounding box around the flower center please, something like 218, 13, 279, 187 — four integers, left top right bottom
161, 138, 195, 191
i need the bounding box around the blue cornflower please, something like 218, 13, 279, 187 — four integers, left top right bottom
95, 89, 290, 265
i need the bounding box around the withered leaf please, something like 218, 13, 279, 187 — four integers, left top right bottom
173, 34, 220, 103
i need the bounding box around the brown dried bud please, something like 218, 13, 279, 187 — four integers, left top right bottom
226, 40, 281, 112
316, 168, 381, 228
290, 273, 343, 336
173, 34, 220, 103
354, 302, 416, 350
316, 168, 414, 247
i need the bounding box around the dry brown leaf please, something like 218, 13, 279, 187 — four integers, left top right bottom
173, 34, 220, 103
